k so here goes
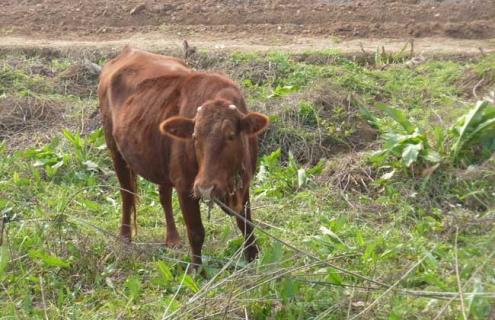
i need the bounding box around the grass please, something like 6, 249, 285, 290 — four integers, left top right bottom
0, 48, 494, 319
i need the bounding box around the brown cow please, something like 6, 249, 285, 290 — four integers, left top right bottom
98, 47, 269, 267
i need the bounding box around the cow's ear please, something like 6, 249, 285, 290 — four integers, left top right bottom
159, 117, 195, 140
241, 112, 269, 136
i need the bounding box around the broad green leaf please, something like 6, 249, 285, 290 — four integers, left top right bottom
29, 249, 70, 268
279, 278, 299, 303
319, 226, 347, 247
358, 106, 378, 128
326, 271, 343, 285
125, 275, 142, 299
451, 101, 490, 160
33, 160, 47, 167
401, 143, 423, 167
424, 150, 441, 163
156, 261, 173, 283
268, 85, 299, 98
307, 159, 325, 176
62, 129, 84, 150
380, 169, 396, 180
297, 168, 306, 188
83, 160, 99, 171
81, 199, 99, 211
52, 160, 64, 169
462, 118, 495, 150
376, 104, 415, 133
256, 165, 268, 182
467, 277, 490, 318
183, 275, 199, 293
0, 245, 9, 277
261, 149, 281, 168
261, 241, 283, 265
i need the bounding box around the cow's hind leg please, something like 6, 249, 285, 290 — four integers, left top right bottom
159, 185, 181, 247
109, 148, 138, 241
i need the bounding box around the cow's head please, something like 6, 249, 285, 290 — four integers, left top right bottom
159, 99, 269, 201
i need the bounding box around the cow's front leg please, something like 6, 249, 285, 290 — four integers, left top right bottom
236, 193, 258, 262
177, 191, 205, 268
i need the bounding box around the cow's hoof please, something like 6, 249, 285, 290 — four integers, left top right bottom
246, 246, 259, 262
165, 235, 182, 248
119, 232, 132, 243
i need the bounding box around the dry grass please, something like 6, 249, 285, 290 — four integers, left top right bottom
0, 96, 65, 143
317, 152, 377, 194
55, 62, 100, 97
455, 69, 495, 100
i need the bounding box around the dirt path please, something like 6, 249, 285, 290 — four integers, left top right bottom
1, 0, 494, 40
1, 33, 494, 57
1, 0, 494, 56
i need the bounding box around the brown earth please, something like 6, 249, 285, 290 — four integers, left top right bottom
1, 0, 495, 41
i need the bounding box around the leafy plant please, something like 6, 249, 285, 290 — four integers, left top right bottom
125, 275, 142, 300
254, 149, 324, 198
369, 104, 440, 171
450, 100, 495, 165
268, 85, 299, 98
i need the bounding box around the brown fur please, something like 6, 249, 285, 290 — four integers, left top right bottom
98, 47, 269, 266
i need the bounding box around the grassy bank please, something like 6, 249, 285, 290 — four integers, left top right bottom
1, 48, 494, 319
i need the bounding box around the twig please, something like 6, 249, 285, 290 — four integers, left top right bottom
472, 78, 484, 98
359, 42, 367, 55
454, 227, 468, 320
40, 274, 49, 320
196, 306, 244, 320
347, 287, 355, 320
222, 244, 247, 320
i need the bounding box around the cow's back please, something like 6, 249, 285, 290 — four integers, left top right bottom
99, 47, 190, 110
99, 47, 191, 184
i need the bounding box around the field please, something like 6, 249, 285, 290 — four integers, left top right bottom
1, 1, 495, 319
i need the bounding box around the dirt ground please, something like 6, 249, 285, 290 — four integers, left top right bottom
1, 0, 495, 41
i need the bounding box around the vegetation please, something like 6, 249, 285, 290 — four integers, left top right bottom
1, 48, 494, 319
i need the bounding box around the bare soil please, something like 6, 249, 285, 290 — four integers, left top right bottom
1, 0, 494, 41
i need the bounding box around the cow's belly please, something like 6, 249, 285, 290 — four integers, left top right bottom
113, 122, 171, 186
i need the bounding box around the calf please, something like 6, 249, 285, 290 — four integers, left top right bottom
98, 47, 269, 266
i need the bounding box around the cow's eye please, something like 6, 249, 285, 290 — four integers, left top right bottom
226, 133, 235, 141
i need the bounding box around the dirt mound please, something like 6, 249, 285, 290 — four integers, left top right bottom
317, 151, 377, 194
0, 96, 65, 140
257, 81, 378, 164
55, 62, 101, 97
1, 0, 494, 40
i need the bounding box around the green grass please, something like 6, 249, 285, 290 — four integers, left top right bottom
0, 50, 494, 319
